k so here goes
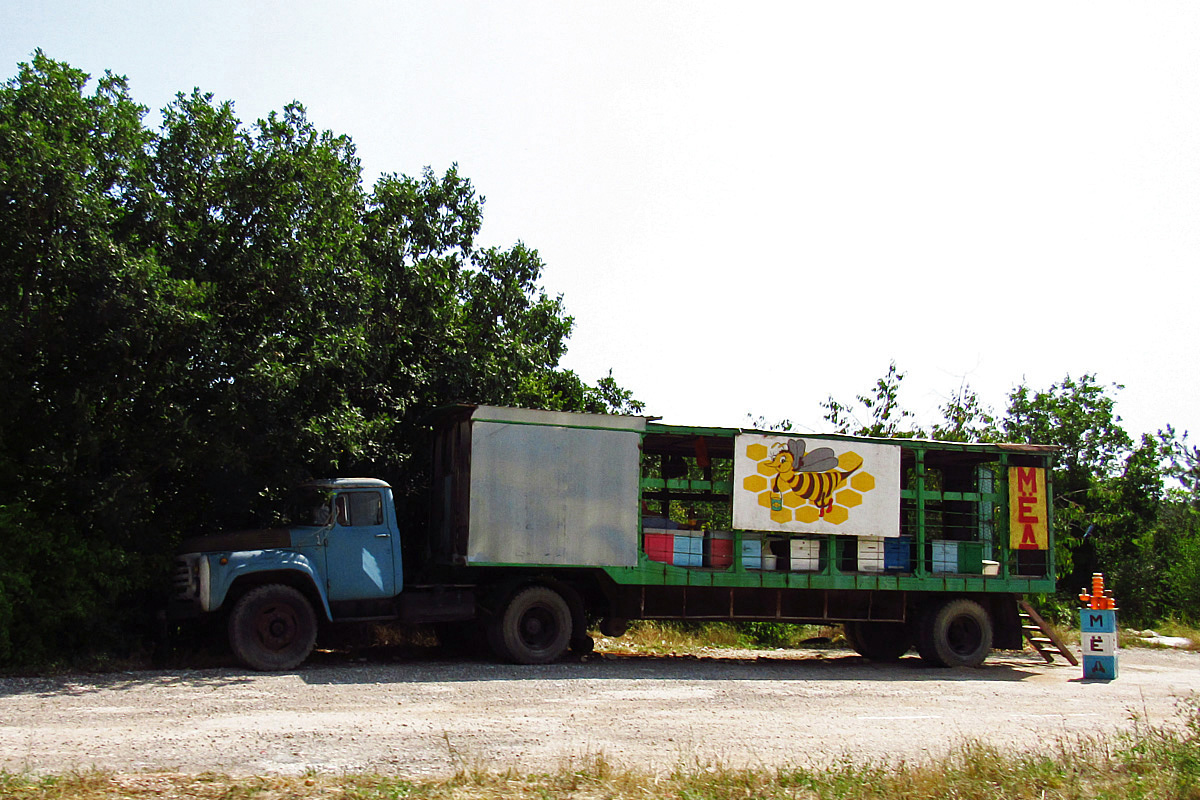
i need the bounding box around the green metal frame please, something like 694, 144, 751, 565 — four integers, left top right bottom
602, 423, 1058, 595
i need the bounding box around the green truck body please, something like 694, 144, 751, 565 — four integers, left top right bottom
174, 404, 1058, 670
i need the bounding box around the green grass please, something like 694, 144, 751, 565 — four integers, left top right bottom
594, 620, 842, 655
5, 698, 1197, 800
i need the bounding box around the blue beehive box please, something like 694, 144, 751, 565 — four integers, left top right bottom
884, 536, 911, 571
741, 535, 762, 569
672, 531, 703, 568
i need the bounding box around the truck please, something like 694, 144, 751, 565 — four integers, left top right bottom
172, 404, 1060, 670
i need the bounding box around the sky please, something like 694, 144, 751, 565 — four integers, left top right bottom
4, 1, 1199, 443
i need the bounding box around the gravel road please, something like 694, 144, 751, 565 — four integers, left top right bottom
2, 647, 1197, 777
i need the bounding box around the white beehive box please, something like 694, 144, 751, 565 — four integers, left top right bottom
857, 536, 886, 572
790, 539, 821, 571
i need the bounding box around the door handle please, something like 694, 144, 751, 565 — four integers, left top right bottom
375, 533, 390, 538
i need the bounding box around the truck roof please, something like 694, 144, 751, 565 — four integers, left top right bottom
303, 478, 392, 490
429, 403, 651, 432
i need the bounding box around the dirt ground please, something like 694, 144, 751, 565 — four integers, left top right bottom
1, 647, 1197, 777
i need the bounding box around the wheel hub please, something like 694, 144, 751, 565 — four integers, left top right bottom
256, 604, 298, 651
520, 608, 556, 647
947, 617, 982, 655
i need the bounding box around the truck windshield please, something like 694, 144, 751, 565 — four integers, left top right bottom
286, 487, 335, 527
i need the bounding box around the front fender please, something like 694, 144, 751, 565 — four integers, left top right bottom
202, 550, 333, 620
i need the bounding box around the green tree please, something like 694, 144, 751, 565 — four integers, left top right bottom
930, 380, 997, 443
821, 361, 923, 438
1003, 375, 1132, 490
0, 52, 170, 660
352, 166, 639, 497
148, 91, 376, 532
1139, 428, 1200, 620
0, 53, 639, 666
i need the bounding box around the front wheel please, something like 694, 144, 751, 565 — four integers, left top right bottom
229, 584, 318, 671
489, 586, 572, 664
917, 599, 993, 668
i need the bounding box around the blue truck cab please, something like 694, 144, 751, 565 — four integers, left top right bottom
173, 478, 407, 669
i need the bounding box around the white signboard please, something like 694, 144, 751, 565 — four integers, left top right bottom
733, 434, 901, 537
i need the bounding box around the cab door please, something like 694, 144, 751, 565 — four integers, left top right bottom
324, 490, 396, 601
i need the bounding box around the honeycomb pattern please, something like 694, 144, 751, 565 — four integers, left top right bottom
741, 439, 877, 526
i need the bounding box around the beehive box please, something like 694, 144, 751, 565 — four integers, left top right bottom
930, 540, 984, 574
706, 531, 733, 568
741, 534, 763, 569
790, 539, 821, 571
673, 530, 704, 568
956, 541, 983, 574
643, 529, 674, 565
884, 536, 912, 572
857, 537, 885, 572
931, 540, 957, 573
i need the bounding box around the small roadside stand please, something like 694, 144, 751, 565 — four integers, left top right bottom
1079, 573, 1118, 680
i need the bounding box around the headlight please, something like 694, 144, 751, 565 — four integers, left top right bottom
198, 556, 213, 612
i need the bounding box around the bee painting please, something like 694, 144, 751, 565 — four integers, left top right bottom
762, 439, 859, 515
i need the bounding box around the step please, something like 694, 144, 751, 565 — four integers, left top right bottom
1016, 598, 1080, 667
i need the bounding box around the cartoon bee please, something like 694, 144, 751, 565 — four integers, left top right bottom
762, 439, 858, 516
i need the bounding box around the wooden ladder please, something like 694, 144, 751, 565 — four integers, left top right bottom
1018, 598, 1078, 666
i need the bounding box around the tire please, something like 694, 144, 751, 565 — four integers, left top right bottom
490, 586, 572, 665
228, 584, 318, 671
570, 634, 595, 655
843, 621, 913, 661
599, 617, 629, 638
917, 599, 993, 668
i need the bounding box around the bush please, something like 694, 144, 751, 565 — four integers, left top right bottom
0, 504, 152, 668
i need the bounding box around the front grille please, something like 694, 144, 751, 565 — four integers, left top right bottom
173, 557, 197, 598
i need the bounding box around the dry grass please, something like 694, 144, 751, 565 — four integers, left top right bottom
593, 621, 841, 656
5, 698, 1198, 800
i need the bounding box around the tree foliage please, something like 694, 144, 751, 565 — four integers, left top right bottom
821, 361, 922, 438
823, 365, 1198, 623
0, 53, 638, 666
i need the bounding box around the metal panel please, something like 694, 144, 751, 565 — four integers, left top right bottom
466, 411, 644, 566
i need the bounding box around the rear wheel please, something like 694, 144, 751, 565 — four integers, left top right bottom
917, 599, 992, 667
489, 586, 572, 664
229, 584, 318, 671
843, 621, 913, 661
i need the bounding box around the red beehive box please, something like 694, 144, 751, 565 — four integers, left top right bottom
643, 529, 674, 564
706, 531, 733, 568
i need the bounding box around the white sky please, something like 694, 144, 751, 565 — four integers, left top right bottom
4, 1, 1199, 442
